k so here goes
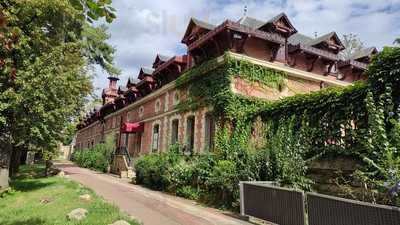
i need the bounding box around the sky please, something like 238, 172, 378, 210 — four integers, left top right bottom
92, 0, 400, 96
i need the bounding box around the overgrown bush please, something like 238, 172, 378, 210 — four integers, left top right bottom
72, 136, 114, 172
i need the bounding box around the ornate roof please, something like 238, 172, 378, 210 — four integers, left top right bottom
306, 32, 344, 50
138, 67, 155, 80
351, 47, 378, 61
237, 16, 265, 29
127, 76, 139, 86
181, 18, 216, 44
288, 33, 314, 45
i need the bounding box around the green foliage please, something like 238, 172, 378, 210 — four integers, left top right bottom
265, 116, 312, 190
72, 136, 114, 172
136, 46, 400, 209
0, 0, 118, 169
175, 53, 286, 119
69, 0, 117, 23
135, 145, 182, 190
176, 185, 199, 200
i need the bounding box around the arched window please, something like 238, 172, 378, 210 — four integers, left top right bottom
139, 106, 144, 118
186, 116, 195, 152
204, 113, 215, 150
171, 119, 179, 145
152, 124, 160, 152
173, 91, 180, 105
155, 99, 161, 113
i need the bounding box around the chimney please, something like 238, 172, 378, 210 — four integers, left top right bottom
108, 76, 119, 89
102, 76, 120, 105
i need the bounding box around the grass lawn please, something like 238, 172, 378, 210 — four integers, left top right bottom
0, 164, 140, 225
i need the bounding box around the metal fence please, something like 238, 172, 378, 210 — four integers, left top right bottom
240, 182, 400, 225
307, 192, 400, 225
240, 181, 306, 225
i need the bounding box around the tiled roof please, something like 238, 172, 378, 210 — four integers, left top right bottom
127, 76, 139, 84
191, 18, 216, 31
237, 16, 265, 29
306, 32, 342, 47
141, 67, 155, 75
157, 54, 171, 62
351, 47, 377, 60
288, 33, 314, 45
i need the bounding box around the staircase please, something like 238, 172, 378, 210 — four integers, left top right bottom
111, 146, 135, 179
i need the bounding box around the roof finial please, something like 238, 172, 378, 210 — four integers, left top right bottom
314, 32, 318, 38
243, 5, 248, 17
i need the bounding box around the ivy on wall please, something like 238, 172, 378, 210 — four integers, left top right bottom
135, 47, 400, 209
175, 53, 286, 120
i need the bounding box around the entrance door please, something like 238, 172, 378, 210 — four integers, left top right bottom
132, 132, 142, 157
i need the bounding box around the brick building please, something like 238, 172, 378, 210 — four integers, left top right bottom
75, 13, 376, 162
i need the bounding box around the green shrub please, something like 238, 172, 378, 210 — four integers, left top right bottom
135, 144, 183, 190
176, 185, 199, 200
72, 136, 114, 172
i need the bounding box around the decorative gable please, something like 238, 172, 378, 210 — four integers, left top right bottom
181, 18, 216, 45
307, 32, 345, 54
257, 13, 297, 37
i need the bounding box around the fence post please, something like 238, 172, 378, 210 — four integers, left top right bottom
239, 181, 245, 216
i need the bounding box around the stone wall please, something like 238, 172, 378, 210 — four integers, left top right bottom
308, 156, 370, 200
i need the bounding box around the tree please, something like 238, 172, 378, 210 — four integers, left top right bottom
0, 0, 118, 189
395, 38, 400, 45
340, 33, 364, 60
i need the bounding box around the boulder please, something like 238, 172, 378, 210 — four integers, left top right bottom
67, 208, 88, 221
79, 194, 91, 202
108, 220, 130, 225
57, 171, 65, 177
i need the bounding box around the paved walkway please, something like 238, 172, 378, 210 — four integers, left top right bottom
55, 162, 252, 225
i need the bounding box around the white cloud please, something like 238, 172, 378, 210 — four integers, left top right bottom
92, 0, 400, 96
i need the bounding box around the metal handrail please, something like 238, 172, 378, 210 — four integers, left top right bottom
115, 146, 132, 167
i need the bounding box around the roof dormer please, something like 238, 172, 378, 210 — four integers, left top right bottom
152, 54, 171, 69
126, 76, 139, 88
351, 47, 378, 63
257, 13, 297, 37
307, 32, 345, 54
181, 18, 216, 45
138, 67, 154, 80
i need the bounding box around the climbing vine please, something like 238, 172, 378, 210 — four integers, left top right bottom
135, 46, 400, 208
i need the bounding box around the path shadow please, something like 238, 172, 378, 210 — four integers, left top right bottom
2, 218, 45, 225
11, 179, 55, 192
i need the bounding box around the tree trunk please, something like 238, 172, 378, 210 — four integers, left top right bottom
9, 148, 21, 177
0, 140, 12, 190
44, 160, 52, 177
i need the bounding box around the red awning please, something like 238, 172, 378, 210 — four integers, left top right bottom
120, 122, 144, 133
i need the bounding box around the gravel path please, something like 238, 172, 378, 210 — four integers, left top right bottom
55, 162, 252, 225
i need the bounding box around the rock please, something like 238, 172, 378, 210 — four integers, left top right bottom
57, 171, 65, 177
79, 194, 91, 202
40, 197, 53, 204
108, 220, 131, 225
67, 208, 88, 221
